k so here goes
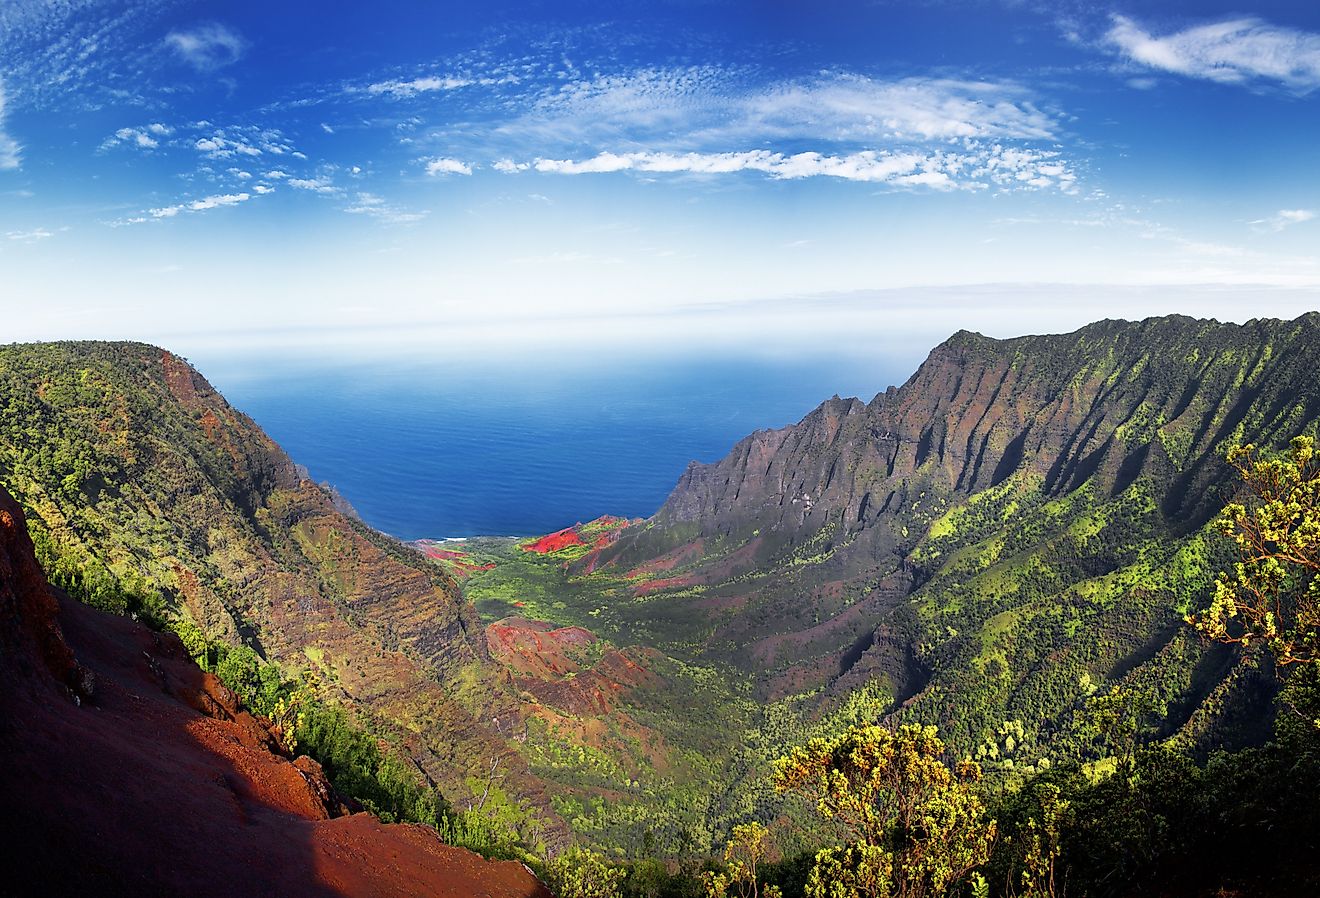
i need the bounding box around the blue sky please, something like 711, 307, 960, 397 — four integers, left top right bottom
2, 0, 1319, 359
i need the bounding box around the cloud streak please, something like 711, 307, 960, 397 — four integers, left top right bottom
149, 191, 254, 219
518, 143, 1077, 191
366, 76, 472, 98
1107, 15, 1320, 92
0, 82, 20, 170
1252, 209, 1315, 232
510, 69, 1062, 151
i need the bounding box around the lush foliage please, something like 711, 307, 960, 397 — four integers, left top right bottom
704, 823, 782, 898
1191, 436, 1320, 665
546, 846, 628, 898
773, 725, 995, 898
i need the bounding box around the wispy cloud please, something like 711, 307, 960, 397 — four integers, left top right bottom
149, 191, 253, 219
507, 69, 1062, 150
1251, 208, 1315, 232
1106, 15, 1320, 92
518, 143, 1077, 191
165, 23, 247, 72
0, 82, 20, 170
425, 157, 473, 176
366, 75, 472, 98
6, 228, 53, 242
344, 192, 429, 224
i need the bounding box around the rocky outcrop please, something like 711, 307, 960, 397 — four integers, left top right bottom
0, 485, 550, 898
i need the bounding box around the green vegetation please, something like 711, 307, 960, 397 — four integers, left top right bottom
8, 324, 1320, 895
773, 725, 994, 898
1191, 436, 1320, 666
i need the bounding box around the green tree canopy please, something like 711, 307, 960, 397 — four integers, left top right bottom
1191, 436, 1320, 666
772, 724, 995, 898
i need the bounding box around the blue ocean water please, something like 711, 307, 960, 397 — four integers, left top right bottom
199, 351, 912, 541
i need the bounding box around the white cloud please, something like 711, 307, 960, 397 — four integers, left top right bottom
165, 22, 246, 72
102, 126, 159, 150
191, 126, 297, 159
365, 75, 472, 98
343, 192, 429, 224
1251, 208, 1316, 232
148, 191, 252, 219
264, 169, 289, 179
0, 82, 21, 170
520, 143, 1077, 191
288, 176, 337, 193
6, 228, 52, 242
515, 69, 1061, 149
1107, 15, 1320, 92
425, 157, 472, 176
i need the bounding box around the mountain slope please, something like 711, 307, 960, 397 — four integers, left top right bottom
580, 314, 1320, 767
0, 341, 554, 830
0, 484, 550, 898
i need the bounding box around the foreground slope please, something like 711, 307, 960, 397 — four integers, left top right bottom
0, 342, 554, 828
0, 485, 550, 898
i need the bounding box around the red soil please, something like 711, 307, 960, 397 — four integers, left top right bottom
0, 488, 550, 898
522, 528, 585, 554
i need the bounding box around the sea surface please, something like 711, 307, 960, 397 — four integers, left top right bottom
199, 351, 913, 541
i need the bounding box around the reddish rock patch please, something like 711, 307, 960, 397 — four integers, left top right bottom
522, 527, 585, 554
0, 488, 550, 898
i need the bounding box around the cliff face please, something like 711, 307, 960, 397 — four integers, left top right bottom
635, 315, 1320, 551
0, 342, 552, 823
587, 315, 1320, 760
0, 485, 550, 898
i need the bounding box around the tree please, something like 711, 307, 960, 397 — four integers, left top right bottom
772, 724, 996, 898
704, 822, 783, 898
545, 846, 625, 898
1190, 436, 1320, 666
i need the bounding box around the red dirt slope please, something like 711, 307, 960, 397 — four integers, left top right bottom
0, 487, 549, 898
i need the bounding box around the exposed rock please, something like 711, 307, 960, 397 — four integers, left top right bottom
0, 484, 551, 898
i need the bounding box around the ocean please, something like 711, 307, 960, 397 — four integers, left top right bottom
199, 350, 913, 541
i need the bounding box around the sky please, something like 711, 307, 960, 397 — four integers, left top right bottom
2, 0, 1319, 361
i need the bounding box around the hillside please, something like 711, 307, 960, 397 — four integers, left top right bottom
4, 317, 1320, 871
579, 315, 1320, 756
0, 341, 558, 835
0, 484, 550, 898
450, 314, 1320, 849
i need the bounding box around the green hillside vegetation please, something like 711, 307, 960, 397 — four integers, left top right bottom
3, 320, 1320, 896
